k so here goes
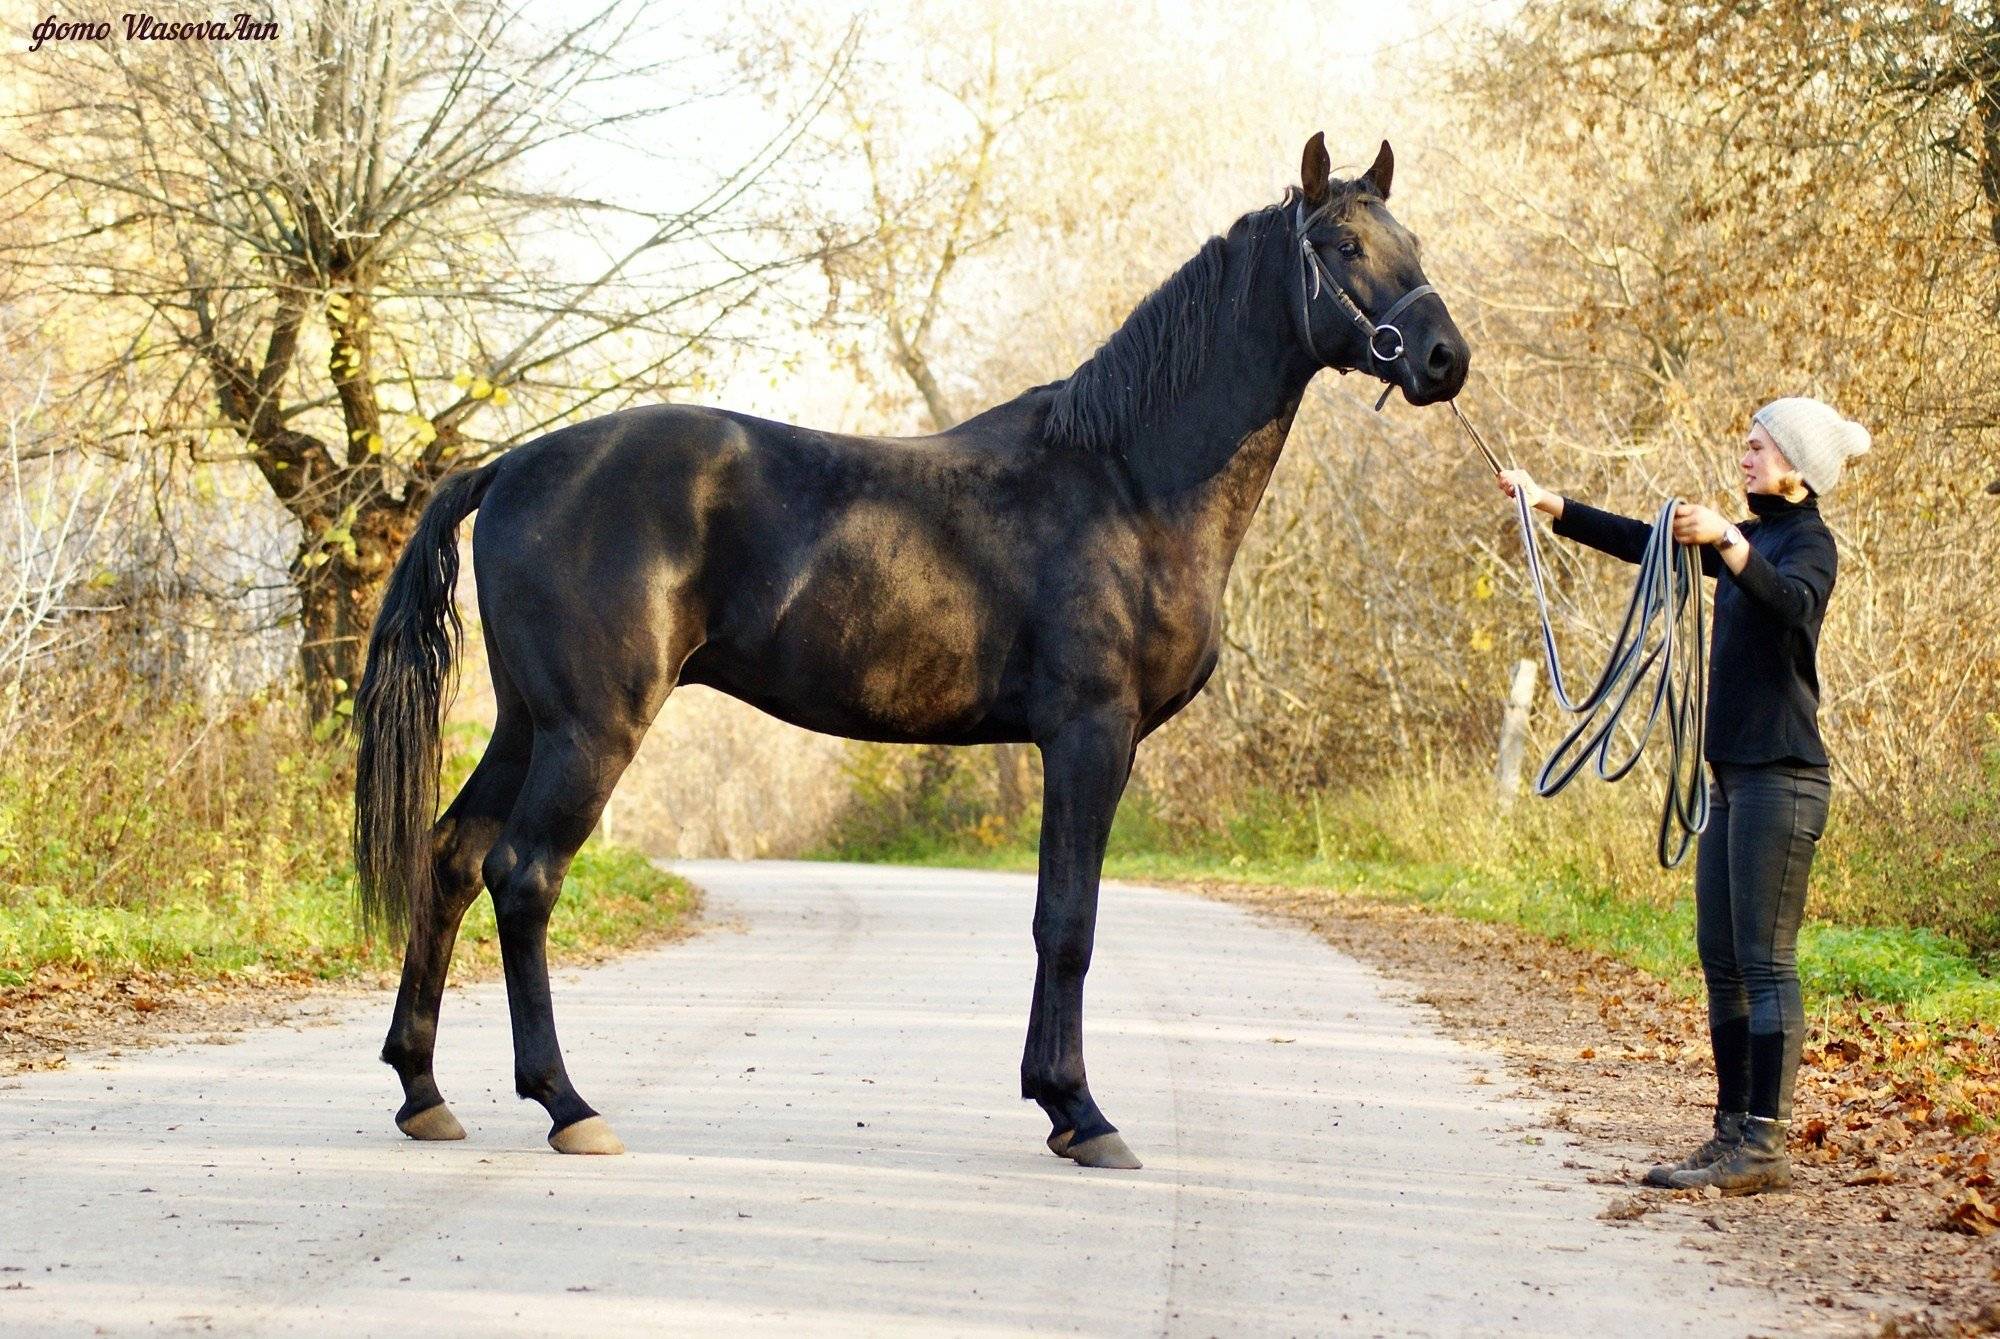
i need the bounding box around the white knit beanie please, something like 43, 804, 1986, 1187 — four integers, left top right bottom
1751, 396, 1872, 496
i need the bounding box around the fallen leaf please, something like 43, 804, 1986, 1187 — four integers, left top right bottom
1941, 1189, 2000, 1237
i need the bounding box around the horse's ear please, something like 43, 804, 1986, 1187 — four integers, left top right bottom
1300, 132, 1331, 207
1362, 140, 1394, 201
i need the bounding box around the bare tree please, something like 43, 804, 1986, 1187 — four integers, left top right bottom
4, 0, 850, 717
0, 360, 140, 750
792, 19, 1071, 818
816, 29, 1064, 430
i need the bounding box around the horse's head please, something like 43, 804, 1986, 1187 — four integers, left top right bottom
1289, 133, 1469, 406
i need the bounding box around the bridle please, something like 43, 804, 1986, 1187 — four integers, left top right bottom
1293, 196, 1440, 409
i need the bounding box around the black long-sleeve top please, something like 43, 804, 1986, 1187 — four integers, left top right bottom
1551, 491, 1837, 766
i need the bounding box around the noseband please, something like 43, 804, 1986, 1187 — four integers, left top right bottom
1294, 197, 1439, 406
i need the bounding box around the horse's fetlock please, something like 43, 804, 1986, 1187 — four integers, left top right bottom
380, 1030, 433, 1084
1022, 1060, 1087, 1102
1047, 946, 1092, 977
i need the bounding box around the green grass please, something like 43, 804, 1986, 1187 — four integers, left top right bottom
0, 691, 695, 988
0, 837, 696, 988
814, 783, 2000, 1028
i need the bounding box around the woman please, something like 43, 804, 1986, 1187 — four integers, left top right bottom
1499, 396, 1871, 1196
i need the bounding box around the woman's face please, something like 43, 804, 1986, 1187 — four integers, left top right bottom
1741, 423, 1802, 496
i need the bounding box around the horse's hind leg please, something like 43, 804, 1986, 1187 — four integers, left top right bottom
483, 714, 647, 1154
381, 702, 532, 1140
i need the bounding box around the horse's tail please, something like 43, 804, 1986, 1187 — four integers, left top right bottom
353, 461, 499, 940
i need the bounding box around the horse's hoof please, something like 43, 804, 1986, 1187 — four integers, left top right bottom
1065, 1132, 1142, 1169
396, 1103, 466, 1141
549, 1116, 625, 1156
1047, 1129, 1074, 1157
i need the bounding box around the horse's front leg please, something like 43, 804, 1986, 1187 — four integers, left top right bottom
1022, 707, 1141, 1170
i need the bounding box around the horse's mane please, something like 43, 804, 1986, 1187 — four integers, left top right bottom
1042, 197, 1301, 455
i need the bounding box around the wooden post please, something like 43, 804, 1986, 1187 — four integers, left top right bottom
1495, 657, 1538, 806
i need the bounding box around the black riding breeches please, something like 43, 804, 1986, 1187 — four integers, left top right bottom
1693, 759, 1831, 1122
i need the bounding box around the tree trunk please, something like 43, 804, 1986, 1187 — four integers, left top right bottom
1978, 58, 2000, 256
994, 740, 1027, 820
296, 553, 373, 722
898, 345, 960, 438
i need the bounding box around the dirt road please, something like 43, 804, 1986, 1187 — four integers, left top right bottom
0, 861, 1805, 1335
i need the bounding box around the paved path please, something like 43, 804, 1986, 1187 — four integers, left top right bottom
0, 861, 1798, 1336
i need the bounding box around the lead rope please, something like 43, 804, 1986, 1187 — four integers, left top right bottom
1447, 401, 1711, 868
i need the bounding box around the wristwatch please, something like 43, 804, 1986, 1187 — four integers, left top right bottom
1714, 524, 1744, 552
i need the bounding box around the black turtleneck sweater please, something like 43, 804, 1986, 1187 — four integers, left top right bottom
1552, 491, 1838, 767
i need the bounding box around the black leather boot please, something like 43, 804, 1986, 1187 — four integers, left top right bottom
1669, 1115, 1791, 1195
1642, 1110, 1746, 1187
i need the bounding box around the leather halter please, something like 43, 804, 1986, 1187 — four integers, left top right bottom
1293, 196, 1439, 407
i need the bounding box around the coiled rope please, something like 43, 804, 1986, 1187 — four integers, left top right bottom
1448, 401, 1711, 868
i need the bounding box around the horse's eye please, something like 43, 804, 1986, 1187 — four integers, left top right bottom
1336, 240, 1361, 259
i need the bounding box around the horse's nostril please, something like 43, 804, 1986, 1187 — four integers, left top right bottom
1427, 341, 1457, 379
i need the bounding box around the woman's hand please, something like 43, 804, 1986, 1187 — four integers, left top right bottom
1671, 502, 1728, 546
1498, 468, 1563, 518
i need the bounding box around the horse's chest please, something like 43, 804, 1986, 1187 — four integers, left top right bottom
1135, 575, 1223, 714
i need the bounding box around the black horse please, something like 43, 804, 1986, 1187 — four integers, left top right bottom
355, 134, 1469, 1167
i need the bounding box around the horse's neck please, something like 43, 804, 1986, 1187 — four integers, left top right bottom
1129, 315, 1317, 585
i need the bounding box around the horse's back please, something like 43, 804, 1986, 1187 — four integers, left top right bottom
467, 397, 1082, 742
477, 391, 1059, 541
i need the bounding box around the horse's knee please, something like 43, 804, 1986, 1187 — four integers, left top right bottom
1033, 929, 1092, 979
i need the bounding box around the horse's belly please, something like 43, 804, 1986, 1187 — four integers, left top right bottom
802, 620, 998, 737
692, 632, 1004, 743
692, 538, 1018, 742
